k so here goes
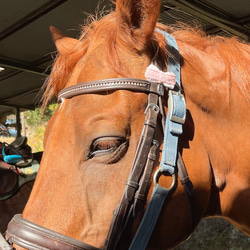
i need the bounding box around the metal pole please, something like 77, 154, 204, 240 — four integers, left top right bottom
21, 112, 26, 137
16, 107, 21, 137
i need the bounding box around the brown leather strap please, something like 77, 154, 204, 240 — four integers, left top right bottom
104, 91, 163, 250
58, 78, 164, 102
177, 152, 196, 233
0, 166, 37, 201
6, 214, 100, 250
132, 140, 159, 218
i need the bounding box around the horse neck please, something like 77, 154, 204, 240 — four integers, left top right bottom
178, 40, 250, 218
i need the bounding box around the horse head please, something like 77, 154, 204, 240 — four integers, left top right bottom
8, 0, 250, 249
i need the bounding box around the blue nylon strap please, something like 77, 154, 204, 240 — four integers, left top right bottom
159, 30, 184, 175
129, 31, 186, 250
160, 113, 180, 174
128, 185, 170, 250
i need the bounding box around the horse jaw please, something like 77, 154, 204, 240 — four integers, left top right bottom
49, 26, 80, 55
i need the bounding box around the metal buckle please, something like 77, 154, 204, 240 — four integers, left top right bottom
144, 103, 160, 114
157, 84, 164, 96
168, 90, 186, 124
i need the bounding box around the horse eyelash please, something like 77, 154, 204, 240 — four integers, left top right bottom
86, 137, 126, 160
94, 140, 120, 150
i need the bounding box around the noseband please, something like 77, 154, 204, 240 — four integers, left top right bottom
4, 32, 195, 250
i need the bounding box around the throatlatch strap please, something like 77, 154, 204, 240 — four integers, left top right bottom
129, 31, 186, 250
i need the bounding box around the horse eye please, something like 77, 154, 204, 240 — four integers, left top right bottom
86, 137, 127, 160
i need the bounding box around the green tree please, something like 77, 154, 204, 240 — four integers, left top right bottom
24, 104, 58, 152
24, 104, 58, 127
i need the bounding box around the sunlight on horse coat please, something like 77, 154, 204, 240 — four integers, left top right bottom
12, 0, 250, 249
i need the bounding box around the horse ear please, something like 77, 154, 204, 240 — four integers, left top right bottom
49, 26, 80, 54
116, 0, 161, 51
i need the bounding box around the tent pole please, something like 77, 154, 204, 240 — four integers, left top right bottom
16, 107, 21, 137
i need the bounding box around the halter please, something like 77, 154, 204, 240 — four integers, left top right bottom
4, 32, 195, 250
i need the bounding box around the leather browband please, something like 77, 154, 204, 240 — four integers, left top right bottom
58, 78, 164, 102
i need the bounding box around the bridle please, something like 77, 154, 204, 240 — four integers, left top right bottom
4, 32, 195, 250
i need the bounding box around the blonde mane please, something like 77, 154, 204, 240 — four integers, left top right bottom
42, 12, 250, 109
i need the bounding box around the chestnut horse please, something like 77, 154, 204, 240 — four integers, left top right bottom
6, 0, 250, 249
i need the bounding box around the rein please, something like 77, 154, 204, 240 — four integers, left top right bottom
0, 163, 39, 201
4, 32, 195, 250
